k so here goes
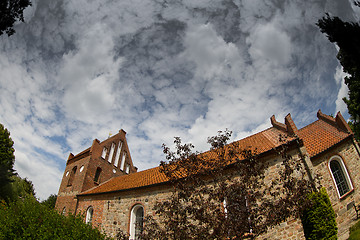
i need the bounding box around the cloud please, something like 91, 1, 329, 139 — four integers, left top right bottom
58, 23, 123, 121
0, 0, 356, 200
334, 65, 350, 116
248, 22, 292, 66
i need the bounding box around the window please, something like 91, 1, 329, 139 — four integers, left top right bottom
108, 143, 115, 164
101, 147, 107, 159
329, 155, 353, 198
62, 207, 66, 215
67, 166, 77, 186
125, 164, 130, 174
114, 141, 123, 167
224, 194, 252, 234
85, 206, 93, 224
120, 152, 126, 171
94, 167, 102, 183
129, 205, 144, 240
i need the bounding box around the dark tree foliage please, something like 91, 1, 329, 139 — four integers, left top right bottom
138, 130, 319, 240
0, 123, 16, 201
0, 197, 111, 239
41, 194, 58, 209
317, 13, 360, 140
9, 174, 36, 200
0, 0, 32, 36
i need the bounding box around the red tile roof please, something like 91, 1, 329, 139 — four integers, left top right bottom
298, 119, 351, 158
79, 112, 353, 196
80, 127, 293, 196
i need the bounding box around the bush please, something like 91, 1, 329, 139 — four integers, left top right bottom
0, 197, 110, 240
301, 188, 337, 240
348, 219, 360, 240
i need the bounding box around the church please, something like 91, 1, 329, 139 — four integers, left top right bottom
55, 110, 360, 240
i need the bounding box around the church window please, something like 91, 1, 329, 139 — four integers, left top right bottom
62, 207, 66, 215
101, 147, 107, 159
114, 141, 123, 167
94, 167, 102, 183
67, 166, 77, 186
129, 204, 144, 240
85, 206, 93, 224
329, 156, 353, 198
224, 194, 251, 233
108, 143, 115, 164
125, 164, 130, 174
79, 165, 84, 172
120, 152, 126, 171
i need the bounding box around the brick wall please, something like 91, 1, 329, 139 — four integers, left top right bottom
55, 130, 137, 214
77, 184, 173, 238
312, 139, 360, 240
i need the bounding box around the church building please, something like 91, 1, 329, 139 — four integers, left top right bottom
55, 110, 360, 240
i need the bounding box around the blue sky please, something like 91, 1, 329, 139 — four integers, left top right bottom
0, 0, 358, 200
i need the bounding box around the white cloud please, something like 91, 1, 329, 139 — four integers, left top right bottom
58, 24, 124, 123
182, 23, 243, 80
334, 65, 350, 115
248, 22, 292, 66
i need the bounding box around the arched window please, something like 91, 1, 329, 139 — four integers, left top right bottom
101, 147, 107, 159
85, 206, 93, 224
67, 166, 77, 186
108, 143, 115, 163
129, 204, 144, 240
114, 141, 123, 167
329, 155, 353, 198
62, 207, 66, 215
94, 167, 102, 183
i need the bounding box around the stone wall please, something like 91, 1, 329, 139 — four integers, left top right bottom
77, 184, 173, 238
76, 146, 310, 239
312, 139, 360, 240
74, 138, 360, 240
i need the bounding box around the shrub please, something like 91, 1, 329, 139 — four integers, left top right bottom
348, 219, 360, 240
301, 188, 337, 240
0, 197, 110, 240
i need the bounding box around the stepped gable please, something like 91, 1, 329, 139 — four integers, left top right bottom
297, 110, 353, 158
79, 125, 293, 196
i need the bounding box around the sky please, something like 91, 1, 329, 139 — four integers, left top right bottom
0, 0, 358, 200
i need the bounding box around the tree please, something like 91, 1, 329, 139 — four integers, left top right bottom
317, 13, 360, 140
140, 130, 320, 240
8, 174, 36, 200
0, 0, 32, 36
0, 123, 16, 201
41, 194, 57, 209
0, 197, 111, 239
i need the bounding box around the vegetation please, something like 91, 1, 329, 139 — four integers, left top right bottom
317, 13, 360, 140
349, 219, 360, 240
0, 123, 110, 239
8, 174, 36, 200
0, 123, 16, 202
0, 197, 110, 240
136, 130, 319, 240
0, 0, 32, 36
41, 194, 58, 209
301, 188, 337, 240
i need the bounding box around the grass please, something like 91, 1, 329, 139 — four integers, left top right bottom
348, 219, 360, 240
